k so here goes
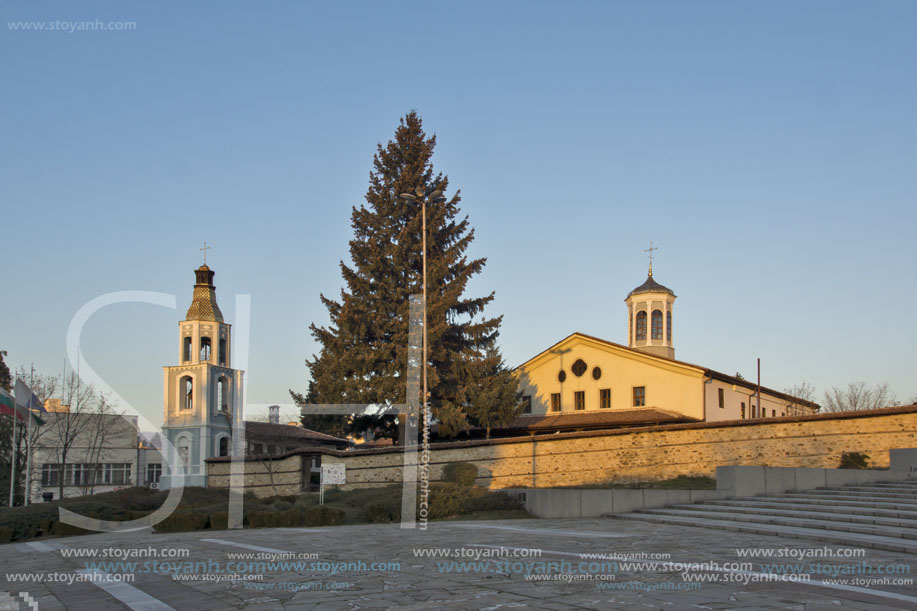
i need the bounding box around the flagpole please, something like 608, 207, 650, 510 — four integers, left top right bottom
9, 387, 18, 507
24, 365, 35, 507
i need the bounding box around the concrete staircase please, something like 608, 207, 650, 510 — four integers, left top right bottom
613, 480, 917, 553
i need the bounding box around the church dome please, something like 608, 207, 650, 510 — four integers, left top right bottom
628, 274, 675, 298
186, 265, 224, 322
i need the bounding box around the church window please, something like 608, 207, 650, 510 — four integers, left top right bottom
718, 388, 725, 409
219, 436, 229, 457
218, 377, 230, 413
574, 391, 585, 410
181, 376, 193, 410
571, 359, 587, 377
550, 393, 561, 412
183, 337, 192, 362
592, 367, 602, 380
666, 311, 672, 341
200, 337, 212, 362
633, 386, 645, 407
635, 311, 647, 341
741, 402, 746, 419
600, 389, 611, 409
557, 370, 566, 383
219, 338, 227, 365
772, 409, 776, 417
521, 396, 531, 414
651, 310, 663, 340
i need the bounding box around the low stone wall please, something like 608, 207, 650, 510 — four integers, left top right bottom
206, 406, 917, 496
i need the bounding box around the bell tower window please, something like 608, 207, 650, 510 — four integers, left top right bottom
218, 377, 230, 413
219, 338, 227, 366
651, 310, 663, 340
666, 311, 672, 341
200, 337, 212, 362
181, 376, 193, 411
183, 337, 192, 362
635, 311, 647, 341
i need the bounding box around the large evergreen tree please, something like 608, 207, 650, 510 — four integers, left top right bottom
298, 112, 519, 439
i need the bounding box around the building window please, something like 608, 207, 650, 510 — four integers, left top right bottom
42, 464, 62, 487
633, 386, 645, 407
635, 311, 647, 341
740, 402, 746, 419
103, 464, 131, 485
183, 337, 192, 362
219, 338, 227, 365
550, 393, 561, 412
772, 409, 776, 417
574, 391, 585, 410
181, 376, 193, 410
666, 311, 672, 341
200, 337, 212, 362
557, 370, 566, 383
718, 388, 725, 409
521, 396, 532, 414
592, 366, 602, 380
600, 389, 611, 409
218, 377, 230, 413
651, 310, 663, 340
147, 463, 162, 485
219, 436, 229, 457
571, 359, 587, 377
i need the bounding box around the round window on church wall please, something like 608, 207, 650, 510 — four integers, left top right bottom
558, 370, 566, 383
592, 367, 602, 380
571, 359, 587, 377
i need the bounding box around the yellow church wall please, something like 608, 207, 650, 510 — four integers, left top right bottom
703, 378, 797, 422
517, 334, 705, 420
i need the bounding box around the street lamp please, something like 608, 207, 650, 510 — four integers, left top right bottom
400, 187, 446, 431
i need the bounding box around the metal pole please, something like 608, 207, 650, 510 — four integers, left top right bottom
756, 358, 761, 418
422, 197, 428, 435
8, 398, 17, 507
24, 365, 34, 506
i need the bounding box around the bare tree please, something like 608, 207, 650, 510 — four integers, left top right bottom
0, 368, 56, 505
35, 371, 122, 500
822, 381, 897, 413
784, 381, 818, 415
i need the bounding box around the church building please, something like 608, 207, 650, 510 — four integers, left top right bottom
160, 263, 244, 488
511, 259, 818, 435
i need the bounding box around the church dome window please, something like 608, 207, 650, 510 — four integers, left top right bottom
635, 311, 647, 341
592, 367, 602, 380
651, 310, 663, 340
557, 370, 566, 383
667, 311, 672, 341
571, 359, 587, 377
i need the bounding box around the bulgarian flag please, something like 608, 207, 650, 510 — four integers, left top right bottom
0, 386, 26, 422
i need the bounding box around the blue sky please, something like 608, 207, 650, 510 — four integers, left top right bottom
2, 1, 915, 424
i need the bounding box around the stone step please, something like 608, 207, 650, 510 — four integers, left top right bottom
763, 494, 917, 510
800, 489, 917, 500
612, 512, 917, 553
841, 484, 917, 492
670, 502, 917, 529
702, 498, 917, 520
638, 507, 917, 540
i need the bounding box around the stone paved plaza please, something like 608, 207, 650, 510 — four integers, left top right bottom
1, 517, 915, 610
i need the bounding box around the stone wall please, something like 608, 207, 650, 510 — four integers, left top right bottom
207, 406, 917, 496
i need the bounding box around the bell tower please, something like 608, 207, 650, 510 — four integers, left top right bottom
625, 243, 676, 360
161, 258, 243, 488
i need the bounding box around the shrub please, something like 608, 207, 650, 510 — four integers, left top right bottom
153, 513, 209, 533
246, 512, 265, 528
0, 527, 12, 543
426, 483, 466, 519
839, 452, 870, 469
209, 512, 228, 530
362, 502, 400, 524
462, 491, 521, 513
303, 506, 345, 527
441, 462, 478, 486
